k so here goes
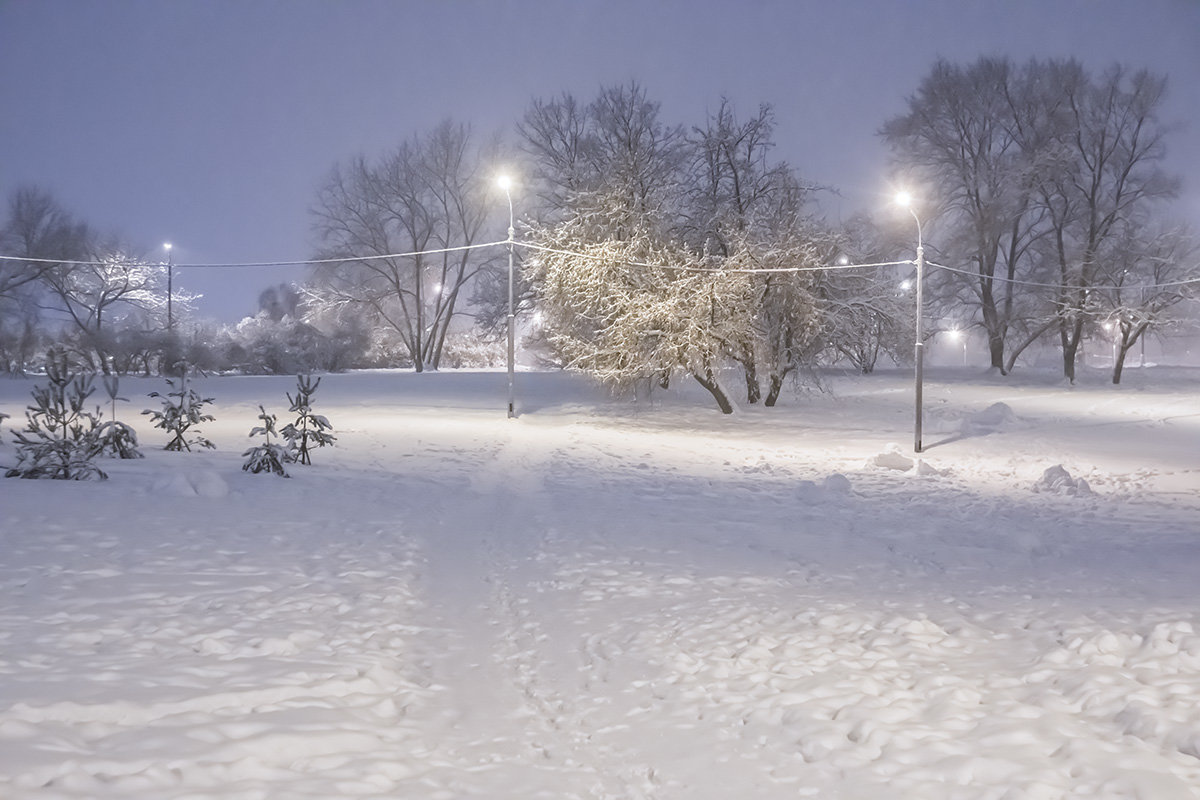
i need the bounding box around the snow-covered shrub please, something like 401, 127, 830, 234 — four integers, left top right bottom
96, 374, 142, 459
280, 374, 335, 466
242, 405, 292, 477
1032, 465, 1093, 497
143, 378, 215, 451
437, 332, 506, 369
223, 314, 365, 374
5, 350, 106, 480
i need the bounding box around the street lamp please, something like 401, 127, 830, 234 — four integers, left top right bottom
497, 175, 516, 418
163, 243, 174, 331
896, 192, 925, 453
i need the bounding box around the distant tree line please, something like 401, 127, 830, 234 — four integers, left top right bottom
1, 56, 1195, 404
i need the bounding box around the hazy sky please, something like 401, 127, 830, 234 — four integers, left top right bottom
3, 0, 1198, 322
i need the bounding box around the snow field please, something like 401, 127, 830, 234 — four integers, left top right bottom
1, 367, 1198, 798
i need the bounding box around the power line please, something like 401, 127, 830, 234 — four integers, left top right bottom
0, 240, 509, 270
514, 241, 909, 274
3, 241, 1197, 292
926, 259, 1200, 291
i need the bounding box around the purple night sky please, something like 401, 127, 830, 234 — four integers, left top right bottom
2, 0, 1198, 321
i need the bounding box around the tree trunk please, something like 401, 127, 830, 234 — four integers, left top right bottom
1060, 317, 1083, 384
764, 372, 785, 407
988, 331, 1006, 374
742, 352, 761, 405
1112, 340, 1135, 384
692, 367, 734, 414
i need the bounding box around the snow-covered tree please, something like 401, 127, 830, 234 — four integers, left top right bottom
280, 374, 335, 465
143, 378, 215, 451
529, 230, 742, 413
242, 405, 292, 477
520, 84, 827, 412
39, 241, 184, 373
96, 374, 142, 459
5, 349, 106, 480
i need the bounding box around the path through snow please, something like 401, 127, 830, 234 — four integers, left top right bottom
1, 368, 1198, 798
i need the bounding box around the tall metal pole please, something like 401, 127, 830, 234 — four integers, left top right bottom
908, 208, 925, 454
503, 183, 516, 419
164, 243, 174, 332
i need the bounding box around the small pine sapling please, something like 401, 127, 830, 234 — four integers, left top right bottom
242, 405, 293, 477
143, 377, 215, 451
5, 350, 107, 480
96, 374, 143, 459
280, 374, 335, 465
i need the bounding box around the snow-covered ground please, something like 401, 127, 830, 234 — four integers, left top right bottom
1, 366, 1198, 799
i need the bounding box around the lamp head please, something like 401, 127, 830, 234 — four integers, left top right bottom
496, 175, 513, 192
163, 242, 172, 251
895, 191, 913, 208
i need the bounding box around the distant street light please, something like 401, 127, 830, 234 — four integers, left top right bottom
947, 328, 967, 366
498, 175, 516, 418
163, 242, 174, 331
896, 191, 925, 453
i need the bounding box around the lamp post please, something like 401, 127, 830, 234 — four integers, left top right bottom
896, 192, 925, 453
163, 242, 174, 331
498, 176, 516, 418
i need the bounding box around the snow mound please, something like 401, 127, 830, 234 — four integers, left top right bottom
822, 473, 853, 494
870, 444, 914, 471
867, 446, 948, 478
959, 402, 1020, 435
150, 469, 230, 498
911, 458, 947, 477
795, 473, 854, 500
1032, 465, 1093, 497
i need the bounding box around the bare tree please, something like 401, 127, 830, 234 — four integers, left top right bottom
885, 58, 1181, 382
0, 187, 92, 372
310, 120, 496, 371
1095, 223, 1198, 383
1029, 62, 1178, 381
882, 58, 1047, 373
815, 215, 912, 374
0, 186, 91, 299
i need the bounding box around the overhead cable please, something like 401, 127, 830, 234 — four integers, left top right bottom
514, 241, 909, 273
0, 240, 510, 270
925, 260, 1200, 291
